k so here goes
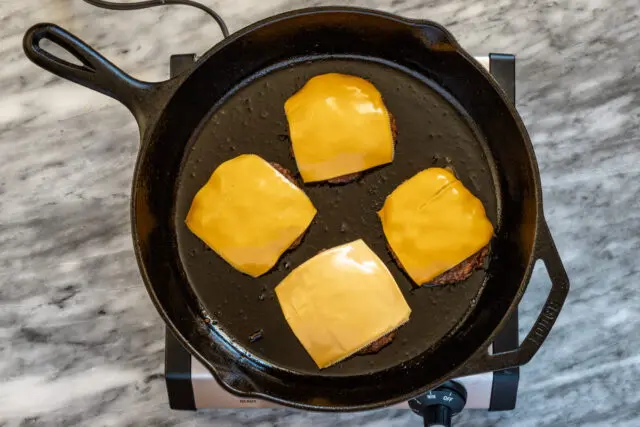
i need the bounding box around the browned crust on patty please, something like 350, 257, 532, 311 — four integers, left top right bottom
430, 246, 489, 285
390, 113, 398, 140
271, 162, 299, 186
357, 330, 398, 355
288, 230, 304, 250
389, 244, 490, 286
269, 162, 306, 250
326, 171, 362, 185
326, 114, 398, 185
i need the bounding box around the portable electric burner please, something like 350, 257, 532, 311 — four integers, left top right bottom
164, 52, 520, 426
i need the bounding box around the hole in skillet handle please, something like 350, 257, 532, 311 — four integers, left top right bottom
455, 220, 570, 377
22, 23, 162, 128
39, 38, 85, 67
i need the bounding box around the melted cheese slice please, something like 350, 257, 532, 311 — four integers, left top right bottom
185, 154, 316, 277
379, 168, 493, 285
275, 239, 411, 369
284, 73, 395, 183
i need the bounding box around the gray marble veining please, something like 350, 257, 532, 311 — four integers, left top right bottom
2, 0, 639, 426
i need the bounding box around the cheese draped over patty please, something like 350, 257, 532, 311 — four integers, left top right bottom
284, 73, 395, 183
378, 168, 493, 285
185, 154, 316, 277
275, 239, 411, 369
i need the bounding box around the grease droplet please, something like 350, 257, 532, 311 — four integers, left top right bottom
249, 330, 263, 343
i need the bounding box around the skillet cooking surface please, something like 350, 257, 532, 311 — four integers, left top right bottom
174, 56, 500, 376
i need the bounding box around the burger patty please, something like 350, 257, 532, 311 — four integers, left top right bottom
389, 244, 489, 286
327, 114, 398, 184
357, 330, 398, 355
430, 246, 490, 285
309, 239, 404, 356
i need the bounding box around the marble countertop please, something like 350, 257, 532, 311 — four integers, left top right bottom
2, 0, 639, 425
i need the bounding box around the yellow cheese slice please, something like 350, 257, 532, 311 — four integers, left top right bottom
378, 168, 493, 285
185, 154, 317, 277
275, 239, 411, 369
284, 73, 395, 183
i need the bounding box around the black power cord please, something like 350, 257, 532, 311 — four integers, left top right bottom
81, 0, 229, 37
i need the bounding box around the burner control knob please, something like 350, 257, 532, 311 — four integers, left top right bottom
408, 381, 467, 427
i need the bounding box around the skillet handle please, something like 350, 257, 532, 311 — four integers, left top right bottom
456, 220, 570, 376
23, 23, 168, 129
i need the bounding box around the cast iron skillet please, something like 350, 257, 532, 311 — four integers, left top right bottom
23, 7, 569, 410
